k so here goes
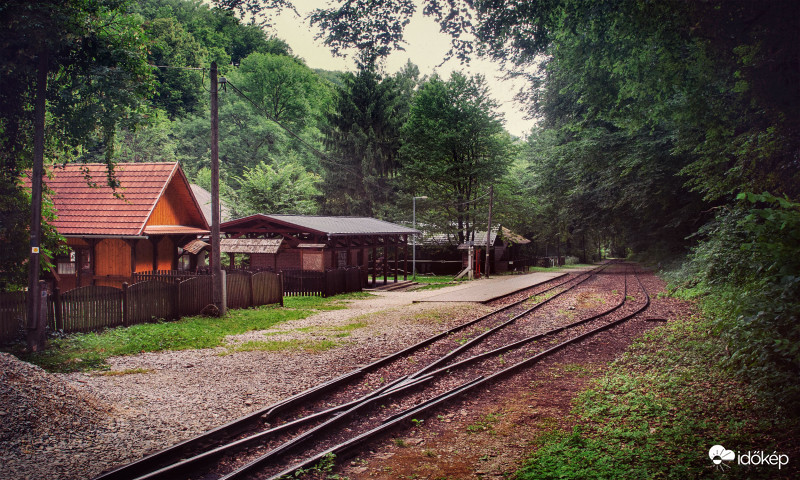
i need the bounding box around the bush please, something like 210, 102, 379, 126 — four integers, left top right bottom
670, 192, 800, 408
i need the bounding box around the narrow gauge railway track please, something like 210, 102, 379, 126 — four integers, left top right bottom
227, 264, 649, 480
94, 263, 628, 480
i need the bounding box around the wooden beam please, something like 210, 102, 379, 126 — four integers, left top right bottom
393, 235, 398, 283
125, 239, 136, 279
371, 243, 377, 287
403, 234, 408, 281
382, 236, 388, 286
150, 237, 158, 272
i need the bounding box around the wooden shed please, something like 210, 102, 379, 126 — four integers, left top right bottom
458, 226, 531, 275
220, 215, 419, 284
29, 162, 210, 289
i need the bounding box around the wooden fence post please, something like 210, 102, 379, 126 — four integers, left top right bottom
249, 271, 254, 308
26, 281, 48, 352
279, 273, 284, 307
53, 287, 62, 332
177, 278, 182, 319
122, 282, 128, 326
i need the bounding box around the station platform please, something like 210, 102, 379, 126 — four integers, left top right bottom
413, 271, 568, 304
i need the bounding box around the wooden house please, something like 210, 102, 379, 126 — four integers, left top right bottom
458, 226, 531, 275
220, 214, 419, 284
29, 162, 210, 289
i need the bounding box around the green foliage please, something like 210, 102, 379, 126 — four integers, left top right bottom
670, 192, 800, 407
10, 292, 371, 372
401, 72, 512, 243
516, 315, 794, 480
144, 16, 209, 118
0, 0, 153, 289
0, 183, 64, 290
320, 63, 418, 217
234, 52, 331, 131
234, 159, 321, 216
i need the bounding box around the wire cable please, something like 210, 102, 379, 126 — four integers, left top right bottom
224, 80, 359, 174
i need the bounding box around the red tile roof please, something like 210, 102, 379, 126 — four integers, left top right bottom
24, 162, 209, 237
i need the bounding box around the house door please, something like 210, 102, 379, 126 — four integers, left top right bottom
94, 239, 132, 287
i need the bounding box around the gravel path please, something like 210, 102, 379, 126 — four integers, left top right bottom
0, 285, 495, 480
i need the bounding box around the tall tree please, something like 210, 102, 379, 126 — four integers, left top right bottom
0, 0, 153, 288
320, 63, 418, 216
401, 72, 512, 243
233, 52, 331, 132
234, 159, 321, 216
144, 16, 209, 118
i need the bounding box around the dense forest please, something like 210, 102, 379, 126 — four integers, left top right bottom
1, 0, 799, 408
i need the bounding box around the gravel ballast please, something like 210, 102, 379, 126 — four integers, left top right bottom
0, 286, 495, 480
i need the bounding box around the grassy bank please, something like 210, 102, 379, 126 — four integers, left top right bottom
4, 293, 373, 373
515, 308, 798, 479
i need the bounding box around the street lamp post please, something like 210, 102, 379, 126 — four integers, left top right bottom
412, 196, 428, 280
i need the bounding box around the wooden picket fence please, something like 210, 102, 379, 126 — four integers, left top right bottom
124, 280, 179, 325
0, 270, 284, 343
132, 270, 206, 284
56, 286, 123, 333
0, 267, 362, 343
281, 268, 364, 297
0, 292, 26, 344
281, 269, 325, 297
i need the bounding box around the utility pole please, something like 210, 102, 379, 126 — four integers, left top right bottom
27, 52, 48, 352
484, 185, 493, 279
412, 196, 427, 279
210, 61, 226, 315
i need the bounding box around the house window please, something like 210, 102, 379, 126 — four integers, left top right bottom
57, 251, 76, 275
178, 254, 191, 271
79, 249, 92, 271
337, 251, 348, 268
301, 251, 323, 271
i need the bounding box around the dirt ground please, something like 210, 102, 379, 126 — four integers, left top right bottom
332, 274, 676, 479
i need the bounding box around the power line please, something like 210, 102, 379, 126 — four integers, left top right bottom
149, 64, 206, 71
223, 79, 359, 175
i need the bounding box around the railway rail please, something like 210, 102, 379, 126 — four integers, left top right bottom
95, 262, 651, 480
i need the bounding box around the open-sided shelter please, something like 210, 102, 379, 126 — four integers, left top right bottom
458, 226, 531, 275
28, 162, 210, 289
220, 214, 419, 284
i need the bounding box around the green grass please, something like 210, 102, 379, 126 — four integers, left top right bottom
331, 320, 369, 332
7, 293, 372, 373
411, 274, 468, 290
223, 338, 342, 354
515, 314, 798, 480
466, 412, 502, 434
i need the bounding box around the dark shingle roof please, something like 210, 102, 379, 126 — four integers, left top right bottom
190, 184, 232, 225
223, 214, 419, 236
268, 215, 419, 235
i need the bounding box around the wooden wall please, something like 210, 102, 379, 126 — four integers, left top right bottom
156, 237, 175, 270
94, 239, 131, 287
135, 240, 154, 272
147, 179, 203, 227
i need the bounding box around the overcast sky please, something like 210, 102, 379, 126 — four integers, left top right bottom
268, 1, 535, 138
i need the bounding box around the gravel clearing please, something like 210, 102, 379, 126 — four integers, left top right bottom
1, 284, 499, 480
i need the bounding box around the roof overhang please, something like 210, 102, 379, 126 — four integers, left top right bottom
220, 238, 282, 254
182, 239, 209, 254
143, 225, 211, 235
64, 234, 149, 240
